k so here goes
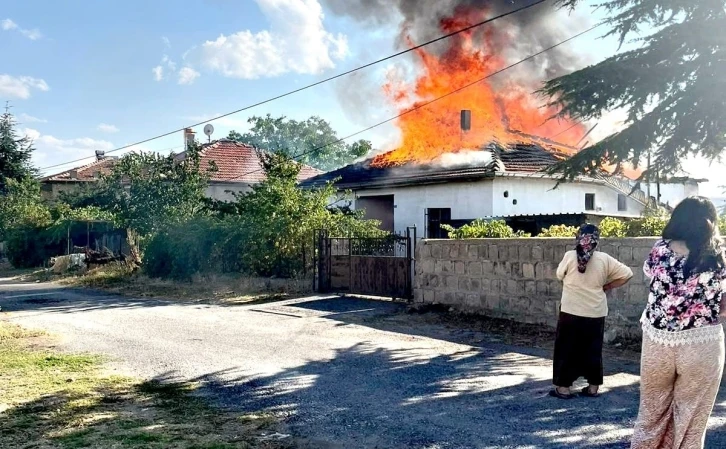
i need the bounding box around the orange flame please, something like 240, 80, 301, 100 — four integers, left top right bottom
371, 10, 586, 168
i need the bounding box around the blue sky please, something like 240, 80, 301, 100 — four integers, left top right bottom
1, 0, 722, 198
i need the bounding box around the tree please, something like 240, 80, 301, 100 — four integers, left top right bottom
230, 152, 383, 276
87, 142, 214, 238
541, 1, 726, 181
0, 104, 36, 190
228, 114, 372, 171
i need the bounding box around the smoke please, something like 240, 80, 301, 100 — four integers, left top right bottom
324, 0, 592, 127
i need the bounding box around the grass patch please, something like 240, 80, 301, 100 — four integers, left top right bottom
0, 321, 292, 449
54, 263, 311, 305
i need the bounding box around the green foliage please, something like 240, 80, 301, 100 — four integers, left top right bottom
0, 106, 37, 189
599, 217, 628, 237
5, 224, 63, 268
543, 1, 726, 181
720, 215, 726, 236
228, 114, 372, 171
538, 225, 578, 238
626, 213, 669, 237
0, 178, 51, 240
144, 152, 384, 280
88, 142, 213, 238
143, 217, 229, 280
442, 219, 529, 239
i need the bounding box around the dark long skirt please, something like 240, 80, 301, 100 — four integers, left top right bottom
552, 311, 605, 387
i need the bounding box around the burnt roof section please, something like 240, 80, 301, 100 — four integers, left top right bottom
301, 143, 564, 189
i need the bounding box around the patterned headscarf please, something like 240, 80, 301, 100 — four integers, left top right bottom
576, 224, 600, 273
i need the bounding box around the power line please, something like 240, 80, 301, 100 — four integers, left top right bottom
38, 0, 548, 173
40, 145, 184, 174
221, 23, 602, 182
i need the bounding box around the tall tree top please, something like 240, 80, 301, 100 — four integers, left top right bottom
0, 103, 37, 188
542, 0, 726, 181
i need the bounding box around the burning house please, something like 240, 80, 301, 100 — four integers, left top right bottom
303, 1, 703, 236
301, 137, 701, 237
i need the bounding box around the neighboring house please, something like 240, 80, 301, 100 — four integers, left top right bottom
301, 142, 702, 236
41, 138, 321, 202
40, 151, 118, 200
174, 138, 321, 202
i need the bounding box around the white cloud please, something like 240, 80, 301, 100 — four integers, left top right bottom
1, 19, 17, 31
178, 67, 200, 85
0, 74, 49, 99
18, 113, 47, 123
162, 36, 171, 48
152, 65, 164, 81
97, 123, 119, 133
24, 128, 115, 171
194, 0, 348, 79
1, 18, 42, 40
152, 55, 177, 81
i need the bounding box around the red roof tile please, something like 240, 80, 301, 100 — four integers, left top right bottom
43, 139, 322, 185
42, 157, 119, 182
179, 139, 322, 183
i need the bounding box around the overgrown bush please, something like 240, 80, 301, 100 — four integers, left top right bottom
441, 219, 529, 239
5, 224, 64, 268
143, 153, 385, 280
538, 225, 578, 238
627, 215, 668, 237
599, 217, 628, 237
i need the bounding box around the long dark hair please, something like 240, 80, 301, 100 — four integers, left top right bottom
662, 196, 725, 277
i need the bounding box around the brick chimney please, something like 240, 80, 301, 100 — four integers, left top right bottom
184, 128, 196, 151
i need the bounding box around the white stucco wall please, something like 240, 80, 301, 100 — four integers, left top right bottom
205, 182, 253, 202
350, 175, 649, 236
491, 176, 644, 218
642, 182, 699, 208
354, 180, 494, 235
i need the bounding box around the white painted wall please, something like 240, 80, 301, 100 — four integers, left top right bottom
354, 180, 494, 235
491, 176, 644, 218
350, 175, 648, 236
205, 182, 253, 202
642, 182, 700, 208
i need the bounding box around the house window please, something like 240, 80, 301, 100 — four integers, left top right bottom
426, 208, 451, 239
618, 194, 627, 211
585, 193, 596, 211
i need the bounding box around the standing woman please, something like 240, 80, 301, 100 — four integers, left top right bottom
551, 224, 634, 399
632, 197, 726, 449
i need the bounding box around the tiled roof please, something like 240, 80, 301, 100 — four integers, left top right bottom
42, 157, 119, 182
43, 139, 322, 185
300, 142, 565, 189
178, 139, 322, 183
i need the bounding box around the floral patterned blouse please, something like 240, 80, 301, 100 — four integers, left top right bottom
643, 239, 726, 332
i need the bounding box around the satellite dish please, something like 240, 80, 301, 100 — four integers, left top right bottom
203, 124, 214, 137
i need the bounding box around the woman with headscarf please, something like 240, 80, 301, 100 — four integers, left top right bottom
631, 197, 726, 449
550, 223, 634, 399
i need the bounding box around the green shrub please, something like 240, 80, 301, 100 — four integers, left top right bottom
441, 219, 529, 239
627, 215, 668, 237
5, 224, 64, 268
537, 225, 578, 238
599, 217, 628, 237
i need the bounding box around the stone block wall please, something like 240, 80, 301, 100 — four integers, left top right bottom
414, 238, 658, 341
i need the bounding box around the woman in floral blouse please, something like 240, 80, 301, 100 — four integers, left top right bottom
632, 197, 726, 449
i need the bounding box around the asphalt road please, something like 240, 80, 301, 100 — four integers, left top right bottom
3, 278, 726, 449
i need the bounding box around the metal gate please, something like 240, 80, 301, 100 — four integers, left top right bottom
314, 227, 416, 300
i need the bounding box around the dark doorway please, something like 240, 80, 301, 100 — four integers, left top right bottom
356, 195, 394, 233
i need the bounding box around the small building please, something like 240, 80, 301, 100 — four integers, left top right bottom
301, 143, 702, 237
41, 138, 321, 202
